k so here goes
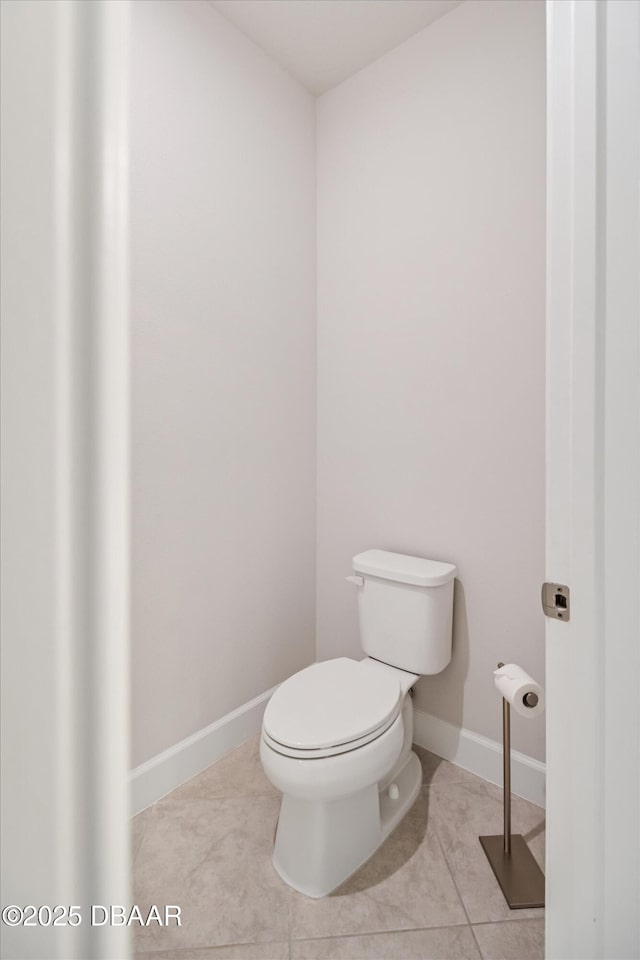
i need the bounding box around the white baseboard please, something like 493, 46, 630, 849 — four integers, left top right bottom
131, 688, 545, 816
412, 707, 546, 808
130, 684, 278, 816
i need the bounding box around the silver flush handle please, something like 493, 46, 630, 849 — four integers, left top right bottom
345, 575, 364, 587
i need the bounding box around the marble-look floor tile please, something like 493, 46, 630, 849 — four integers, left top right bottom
292, 925, 481, 959
134, 794, 289, 953
291, 790, 467, 940
135, 942, 289, 959
413, 746, 483, 788
168, 736, 279, 804
472, 919, 545, 960
132, 803, 156, 865
426, 780, 546, 923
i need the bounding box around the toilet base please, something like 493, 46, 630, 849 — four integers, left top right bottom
272, 749, 422, 898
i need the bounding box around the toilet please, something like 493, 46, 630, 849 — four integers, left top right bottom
260, 548, 457, 898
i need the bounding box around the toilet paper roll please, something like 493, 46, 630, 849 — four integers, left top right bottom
494, 663, 545, 718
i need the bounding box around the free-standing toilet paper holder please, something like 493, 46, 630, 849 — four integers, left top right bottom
479, 663, 545, 909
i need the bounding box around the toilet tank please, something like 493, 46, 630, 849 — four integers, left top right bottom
352, 550, 456, 675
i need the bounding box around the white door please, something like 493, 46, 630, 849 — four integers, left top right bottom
545, 1, 640, 957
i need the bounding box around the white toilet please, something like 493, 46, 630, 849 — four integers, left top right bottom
260, 548, 456, 898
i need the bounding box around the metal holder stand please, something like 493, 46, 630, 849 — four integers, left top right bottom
479, 667, 545, 909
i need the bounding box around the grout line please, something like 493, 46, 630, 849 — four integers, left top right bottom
433, 829, 544, 953
136, 923, 500, 959
288, 886, 292, 960
434, 830, 484, 959
287, 910, 545, 947
131, 792, 281, 821
434, 831, 472, 924
153, 789, 280, 805
131, 802, 154, 863
421, 777, 487, 792
471, 916, 545, 926
133, 942, 289, 958
290, 921, 471, 943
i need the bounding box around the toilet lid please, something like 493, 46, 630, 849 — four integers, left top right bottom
263, 658, 402, 751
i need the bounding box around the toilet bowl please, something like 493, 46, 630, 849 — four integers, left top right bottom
260, 549, 456, 898
260, 657, 421, 898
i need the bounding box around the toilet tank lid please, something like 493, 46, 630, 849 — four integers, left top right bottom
353, 549, 456, 587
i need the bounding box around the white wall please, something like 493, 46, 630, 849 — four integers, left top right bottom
131, 0, 316, 766
316, 0, 546, 760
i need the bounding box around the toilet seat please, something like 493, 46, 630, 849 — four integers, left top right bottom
262, 658, 402, 759
262, 717, 397, 759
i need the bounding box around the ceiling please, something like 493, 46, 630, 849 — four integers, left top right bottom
210, 0, 464, 96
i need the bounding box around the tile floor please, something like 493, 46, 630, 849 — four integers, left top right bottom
133, 737, 545, 960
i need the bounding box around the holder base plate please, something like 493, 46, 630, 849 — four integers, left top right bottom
479, 834, 545, 909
